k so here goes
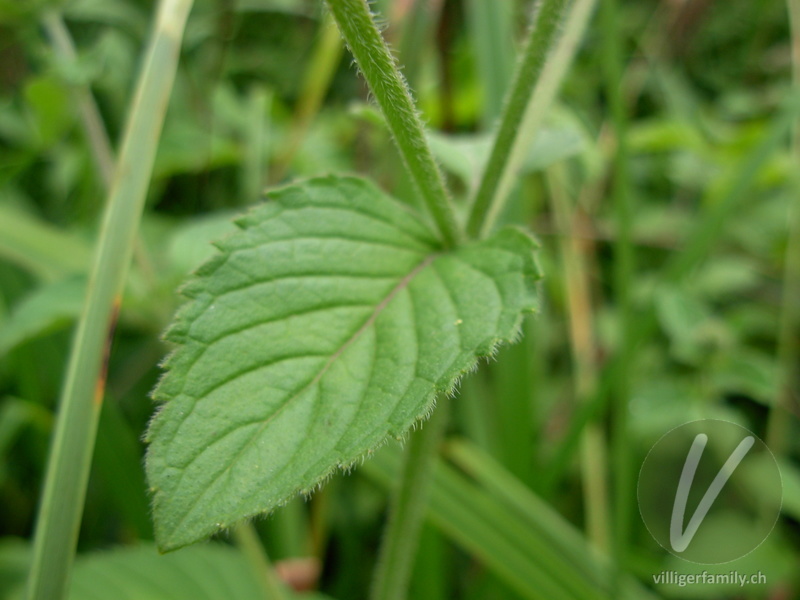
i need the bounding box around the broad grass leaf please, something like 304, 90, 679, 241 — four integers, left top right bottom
146, 175, 540, 551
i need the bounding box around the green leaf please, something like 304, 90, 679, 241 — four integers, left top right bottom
0, 538, 30, 599
24, 77, 75, 147
68, 544, 263, 600
0, 201, 91, 282
0, 277, 86, 357
146, 175, 540, 551
654, 286, 729, 364
2, 541, 333, 600
427, 126, 585, 192
166, 210, 239, 276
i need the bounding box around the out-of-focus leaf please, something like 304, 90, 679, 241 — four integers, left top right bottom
0, 397, 52, 460
1, 541, 333, 600
776, 459, 800, 524
0, 397, 52, 485
153, 118, 240, 179
628, 119, 706, 153
0, 202, 91, 281
236, 0, 314, 16
24, 77, 73, 147
94, 400, 154, 540
0, 538, 29, 600
692, 257, 761, 298
655, 287, 729, 364
166, 211, 239, 277
63, 0, 148, 32
710, 349, 778, 405
0, 277, 85, 357
428, 126, 585, 190
658, 521, 793, 598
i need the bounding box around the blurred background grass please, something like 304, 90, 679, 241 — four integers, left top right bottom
0, 0, 799, 598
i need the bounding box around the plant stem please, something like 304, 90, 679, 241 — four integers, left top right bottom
25, 2, 193, 599
599, 0, 633, 589
233, 523, 290, 600
767, 0, 800, 454
272, 13, 342, 183
546, 165, 610, 552
468, 0, 597, 239
395, 0, 442, 92
41, 11, 116, 190
370, 397, 450, 600
324, 0, 461, 248
243, 86, 272, 201
43, 10, 164, 307
464, 0, 515, 124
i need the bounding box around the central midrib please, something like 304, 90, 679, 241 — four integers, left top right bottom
164, 252, 438, 542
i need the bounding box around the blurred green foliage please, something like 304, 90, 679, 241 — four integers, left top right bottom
1, 0, 799, 598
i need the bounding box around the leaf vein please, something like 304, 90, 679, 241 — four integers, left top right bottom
162, 253, 438, 536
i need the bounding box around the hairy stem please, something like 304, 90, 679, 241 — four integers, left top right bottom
25, 2, 193, 599
325, 0, 461, 247
468, 0, 595, 238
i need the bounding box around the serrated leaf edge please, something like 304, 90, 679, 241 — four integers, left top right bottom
146, 176, 541, 550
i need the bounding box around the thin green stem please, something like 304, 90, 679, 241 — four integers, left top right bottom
41, 11, 116, 190
233, 523, 290, 600
464, 0, 515, 124
395, 0, 440, 92
25, 2, 193, 599
243, 86, 271, 201
766, 0, 800, 454
547, 165, 610, 551
599, 0, 633, 589
324, 0, 461, 248
370, 397, 450, 600
468, 0, 597, 239
272, 13, 343, 183
43, 10, 165, 308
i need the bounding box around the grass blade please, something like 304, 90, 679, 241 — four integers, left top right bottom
360, 441, 663, 600
272, 13, 342, 182
25, 1, 193, 598
766, 0, 800, 454
546, 165, 610, 550
0, 204, 90, 282
41, 11, 116, 191
598, 0, 634, 589
464, 0, 515, 124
